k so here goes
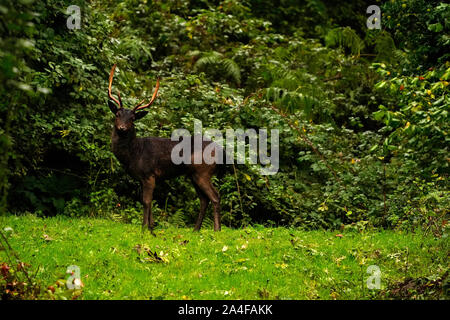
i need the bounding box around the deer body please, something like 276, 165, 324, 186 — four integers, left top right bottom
107, 65, 221, 231
112, 129, 182, 179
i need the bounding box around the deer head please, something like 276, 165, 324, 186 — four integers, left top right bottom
107, 64, 160, 133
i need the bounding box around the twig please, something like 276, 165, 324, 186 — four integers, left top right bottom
323, 73, 343, 82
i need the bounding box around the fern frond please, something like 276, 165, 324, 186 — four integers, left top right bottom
194, 51, 223, 70
325, 27, 365, 56
266, 87, 319, 115
375, 32, 397, 63
168, 209, 187, 228
193, 51, 241, 85
187, 50, 202, 58
223, 58, 241, 85
201, 214, 214, 230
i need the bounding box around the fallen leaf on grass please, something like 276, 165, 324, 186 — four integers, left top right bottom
43, 234, 54, 241
334, 256, 346, 265
134, 244, 168, 263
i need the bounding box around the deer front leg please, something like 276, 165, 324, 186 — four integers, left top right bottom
193, 183, 210, 231
142, 175, 156, 232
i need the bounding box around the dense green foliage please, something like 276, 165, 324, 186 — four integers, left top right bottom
1, 215, 448, 299
0, 0, 448, 231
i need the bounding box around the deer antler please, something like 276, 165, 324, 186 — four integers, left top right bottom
133, 78, 160, 111
133, 99, 146, 109
108, 64, 122, 107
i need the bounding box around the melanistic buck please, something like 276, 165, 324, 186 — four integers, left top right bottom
107, 64, 221, 231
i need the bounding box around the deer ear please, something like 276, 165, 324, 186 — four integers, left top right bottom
134, 111, 148, 120
108, 100, 118, 114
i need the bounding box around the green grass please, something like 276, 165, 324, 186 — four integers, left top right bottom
1, 214, 448, 300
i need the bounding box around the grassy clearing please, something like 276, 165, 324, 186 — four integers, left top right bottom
1, 214, 448, 300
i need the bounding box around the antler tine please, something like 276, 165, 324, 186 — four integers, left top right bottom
134, 78, 160, 111
117, 90, 123, 107
108, 64, 122, 107
134, 99, 146, 109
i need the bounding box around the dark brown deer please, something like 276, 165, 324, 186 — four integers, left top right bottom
107, 64, 221, 231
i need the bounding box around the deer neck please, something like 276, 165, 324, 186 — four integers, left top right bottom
111, 127, 138, 166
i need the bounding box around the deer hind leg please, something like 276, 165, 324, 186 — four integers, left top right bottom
142, 175, 156, 232
192, 182, 210, 231
193, 174, 221, 231
210, 184, 221, 231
